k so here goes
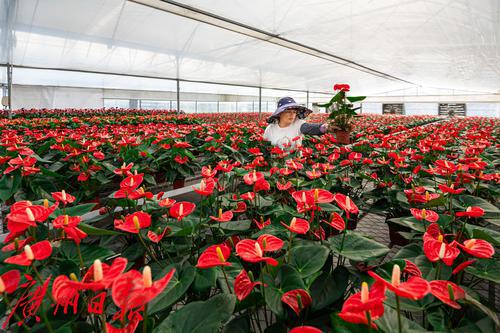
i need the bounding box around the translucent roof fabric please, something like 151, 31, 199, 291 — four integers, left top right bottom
1, 0, 499, 95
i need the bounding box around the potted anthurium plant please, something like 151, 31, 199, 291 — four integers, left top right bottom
318, 84, 366, 144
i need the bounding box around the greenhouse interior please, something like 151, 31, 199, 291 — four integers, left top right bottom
0, 0, 499, 332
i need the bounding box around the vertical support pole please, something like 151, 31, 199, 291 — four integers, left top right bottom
258, 87, 262, 120
195, 100, 197, 113
306, 90, 309, 109
7, 64, 12, 118
176, 78, 180, 112
217, 101, 220, 113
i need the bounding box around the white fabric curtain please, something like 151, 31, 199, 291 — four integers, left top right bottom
2, 0, 497, 96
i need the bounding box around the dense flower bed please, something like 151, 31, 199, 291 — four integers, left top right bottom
0, 110, 498, 333
0, 111, 437, 202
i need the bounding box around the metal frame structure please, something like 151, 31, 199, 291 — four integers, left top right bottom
130, 0, 414, 85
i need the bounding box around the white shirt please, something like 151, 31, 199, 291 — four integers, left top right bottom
263, 119, 305, 149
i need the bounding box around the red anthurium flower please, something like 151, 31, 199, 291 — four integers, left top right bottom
6, 201, 57, 234
173, 141, 192, 148
279, 167, 294, 176
333, 83, 350, 92
368, 264, 430, 300
128, 187, 154, 200
257, 234, 284, 252
289, 326, 323, 333
434, 160, 457, 175
253, 216, 270, 230
310, 189, 335, 204
254, 178, 271, 192
338, 281, 386, 329
285, 159, 303, 171
410, 208, 439, 223
53, 215, 88, 244
4, 155, 39, 175
236, 235, 283, 266
339, 160, 352, 167
0, 270, 21, 294
120, 173, 143, 190
4, 241, 52, 266
92, 151, 105, 160
52, 190, 76, 205
333, 193, 359, 216
292, 190, 317, 213
248, 147, 263, 156
112, 266, 175, 311
52, 275, 80, 312
192, 177, 215, 196
201, 165, 217, 178
113, 162, 133, 176
424, 236, 460, 266
114, 211, 151, 234
348, 152, 362, 161
216, 160, 236, 173
280, 217, 310, 234
241, 192, 256, 202
233, 201, 247, 213
243, 170, 265, 185
2, 237, 33, 252
376, 157, 390, 165
438, 184, 465, 194
281, 289, 312, 315
456, 206, 484, 218
467, 161, 487, 170
196, 244, 231, 269
174, 155, 189, 164
234, 269, 263, 301
404, 188, 440, 203
68, 258, 128, 291
305, 169, 322, 180
276, 181, 293, 191
321, 212, 345, 231
158, 197, 176, 208
429, 280, 465, 309
452, 259, 476, 275
77, 172, 90, 182
115, 174, 143, 198
423, 223, 442, 242
3, 230, 26, 245
147, 227, 171, 243
169, 201, 196, 221
403, 260, 422, 277
210, 209, 233, 223
458, 239, 494, 258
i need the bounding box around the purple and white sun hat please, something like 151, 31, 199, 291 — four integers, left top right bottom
267, 97, 313, 123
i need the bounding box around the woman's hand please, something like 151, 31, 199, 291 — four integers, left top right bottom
322, 123, 341, 133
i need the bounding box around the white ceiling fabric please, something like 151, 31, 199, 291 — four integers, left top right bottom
1, 0, 498, 95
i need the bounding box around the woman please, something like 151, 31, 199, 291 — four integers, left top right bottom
263, 97, 337, 149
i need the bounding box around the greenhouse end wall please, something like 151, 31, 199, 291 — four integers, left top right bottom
9, 84, 500, 117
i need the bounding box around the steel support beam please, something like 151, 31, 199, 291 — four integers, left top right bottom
258, 87, 262, 120
7, 64, 12, 117
176, 78, 180, 112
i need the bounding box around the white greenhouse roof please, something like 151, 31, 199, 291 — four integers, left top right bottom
1, 0, 499, 95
